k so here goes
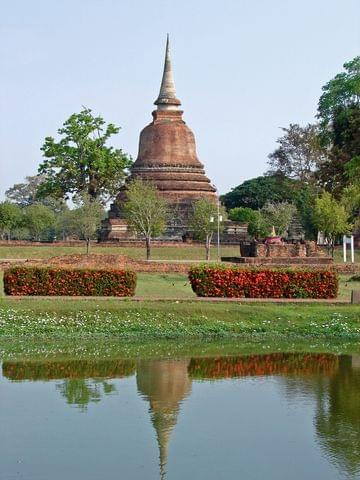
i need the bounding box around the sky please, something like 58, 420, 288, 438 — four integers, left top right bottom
1, 0, 360, 199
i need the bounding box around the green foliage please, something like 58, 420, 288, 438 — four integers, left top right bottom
222, 175, 298, 210
189, 199, 226, 260
317, 106, 360, 195
267, 123, 326, 183
0, 202, 22, 240
318, 56, 360, 128
123, 179, 168, 259
260, 202, 296, 236
23, 204, 56, 241
247, 210, 269, 239
228, 207, 257, 223
313, 192, 352, 255
38, 108, 132, 203
70, 194, 105, 253
294, 186, 318, 239
346, 155, 360, 185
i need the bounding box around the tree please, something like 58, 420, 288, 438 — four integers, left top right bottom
0, 202, 22, 241
221, 175, 298, 210
69, 195, 105, 253
38, 108, 132, 203
318, 56, 360, 128
313, 192, 352, 256
123, 179, 168, 260
267, 123, 326, 183
189, 199, 226, 260
228, 206, 257, 223
316, 106, 360, 195
5, 175, 66, 212
23, 204, 56, 241
294, 186, 318, 239
246, 210, 269, 239
316, 57, 360, 195
260, 202, 296, 237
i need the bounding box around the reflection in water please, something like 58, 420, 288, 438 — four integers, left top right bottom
315, 355, 360, 476
136, 360, 191, 479
3, 352, 360, 479
55, 379, 117, 411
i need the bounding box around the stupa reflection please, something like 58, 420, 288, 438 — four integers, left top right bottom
136, 359, 192, 479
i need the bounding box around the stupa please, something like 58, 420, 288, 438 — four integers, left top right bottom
101, 35, 217, 241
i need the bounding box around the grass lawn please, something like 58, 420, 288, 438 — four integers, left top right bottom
0, 296, 360, 340
0, 243, 358, 262
0, 244, 239, 261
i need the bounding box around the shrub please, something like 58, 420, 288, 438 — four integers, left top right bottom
188, 265, 338, 299
4, 267, 137, 297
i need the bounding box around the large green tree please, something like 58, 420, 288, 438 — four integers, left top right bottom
38, 108, 132, 203
221, 175, 298, 210
316, 57, 360, 195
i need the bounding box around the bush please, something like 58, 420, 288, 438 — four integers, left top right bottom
4, 267, 137, 297
188, 265, 338, 299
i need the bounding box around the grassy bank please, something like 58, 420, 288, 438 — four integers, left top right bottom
1, 336, 360, 361
1, 297, 360, 340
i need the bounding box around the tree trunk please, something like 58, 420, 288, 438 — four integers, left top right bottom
86, 238, 90, 255
146, 237, 151, 260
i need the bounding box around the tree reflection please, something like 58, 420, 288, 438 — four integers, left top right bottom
315, 355, 360, 477
56, 378, 116, 411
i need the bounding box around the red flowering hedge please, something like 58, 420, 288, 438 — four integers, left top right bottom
188, 265, 338, 299
4, 267, 137, 297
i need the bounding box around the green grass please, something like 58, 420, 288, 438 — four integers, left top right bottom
1, 336, 360, 362
0, 243, 358, 262
1, 296, 360, 340
135, 273, 195, 298
0, 244, 239, 260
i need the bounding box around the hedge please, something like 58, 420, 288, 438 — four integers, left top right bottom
4, 267, 137, 297
188, 265, 338, 299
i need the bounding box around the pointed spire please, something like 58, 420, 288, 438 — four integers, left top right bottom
154, 35, 181, 110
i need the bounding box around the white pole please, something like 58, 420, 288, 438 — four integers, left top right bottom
217, 199, 220, 262
343, 235, 347, 263
351, 235, 355, 263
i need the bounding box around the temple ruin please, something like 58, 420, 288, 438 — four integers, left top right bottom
101, 36, 218, 241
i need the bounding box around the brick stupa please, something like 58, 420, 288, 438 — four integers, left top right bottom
101, 36, 217, 241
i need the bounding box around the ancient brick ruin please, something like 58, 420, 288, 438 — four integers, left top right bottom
101, 36, 218, 241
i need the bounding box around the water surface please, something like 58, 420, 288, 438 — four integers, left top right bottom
1, 348, 360, 479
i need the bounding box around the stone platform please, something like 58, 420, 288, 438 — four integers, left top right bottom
221, 256, 333, 265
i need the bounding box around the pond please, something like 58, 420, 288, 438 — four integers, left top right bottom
1, 343, 360, 480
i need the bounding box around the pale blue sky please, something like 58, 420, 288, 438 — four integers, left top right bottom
1, 0, 359, 198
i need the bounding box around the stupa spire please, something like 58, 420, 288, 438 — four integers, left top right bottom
154, 34, 181, 110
